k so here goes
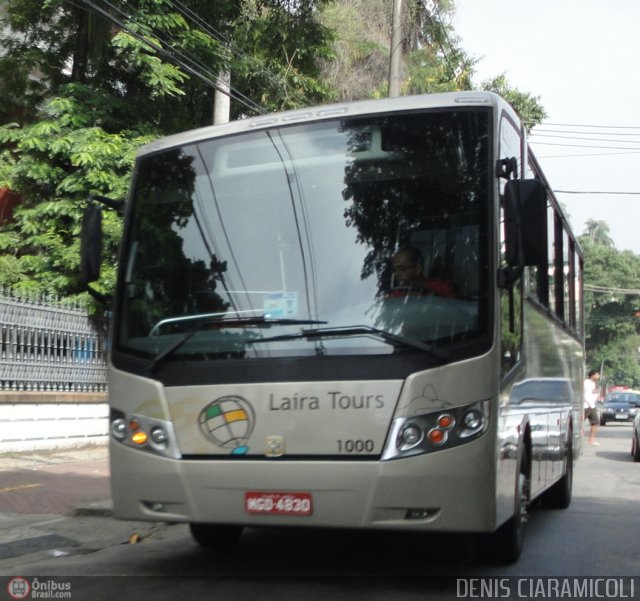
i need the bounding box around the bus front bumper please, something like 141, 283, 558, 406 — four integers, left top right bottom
109, 436, 499, 533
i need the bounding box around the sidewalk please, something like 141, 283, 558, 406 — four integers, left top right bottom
0, 442, 169, 569
0, 442, 109, 472
0, 443, 113, 517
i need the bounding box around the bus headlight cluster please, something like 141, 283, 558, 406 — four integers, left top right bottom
383, 400, 490, 460
109, 409, 180, 459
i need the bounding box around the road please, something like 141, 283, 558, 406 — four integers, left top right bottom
0, 426, 638, 601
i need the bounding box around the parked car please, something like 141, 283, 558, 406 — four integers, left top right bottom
606, 391, 640, 407
632, 414, 640, 462
600, 399, 639, 425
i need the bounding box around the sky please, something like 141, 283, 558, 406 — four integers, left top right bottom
453, 0, 640, 254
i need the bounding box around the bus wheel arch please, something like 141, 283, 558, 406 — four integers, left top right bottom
541, 424, 574, 509
479, 433, 531, 564
632, 428, 640, 462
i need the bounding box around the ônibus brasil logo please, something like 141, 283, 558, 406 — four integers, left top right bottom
7, 577, 30, 600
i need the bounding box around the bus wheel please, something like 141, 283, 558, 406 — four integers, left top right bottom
541, 434, 573, 509
481, 450, 530, 564
189, 523, 243, 550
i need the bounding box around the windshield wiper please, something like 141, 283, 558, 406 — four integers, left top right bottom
247, 325, 448, 360
149, 316, 327, 372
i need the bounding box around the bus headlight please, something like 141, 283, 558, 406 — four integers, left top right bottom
382, 400, 490, 461
109, 409, 180, 459
460, 407, 484, 436
111, 418, 128, 441
150, 426, 169, 449
398, 423, 424, 450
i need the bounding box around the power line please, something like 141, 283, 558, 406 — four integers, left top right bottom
101, 0, 264, 113
528, 121, 640, 130
531, 141, 640, 151
554, 190, 640, 196
67, 0, 265, 115
165, 0, 287, 93
420, 1, 467, 79
531, 132, 640, 145
533, 128, 640, 137
584, 284, 640, 295
537, 151, 640, 159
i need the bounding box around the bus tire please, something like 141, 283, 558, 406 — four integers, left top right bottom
480, 448, 529, 565
189, 523, 243, 550
541, 433, 573, 509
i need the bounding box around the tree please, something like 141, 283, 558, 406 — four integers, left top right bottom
584, 218, 614, 247
318, 0, 475, 100
231, 0, 334, 114
480, 74, 547, 131
579, 232, 640, 387
0, 0, 334, 128
0, 0, 334, 302
316, 2, 546, 131
0, 86, 155, 301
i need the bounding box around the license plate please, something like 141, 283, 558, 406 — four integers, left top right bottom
245, 491, 313, 516
615, 413, 628, 420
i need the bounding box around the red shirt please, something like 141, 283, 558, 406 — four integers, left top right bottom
387, 277, 456, 299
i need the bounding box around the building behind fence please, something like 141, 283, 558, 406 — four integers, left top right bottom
0, 288, 108, 393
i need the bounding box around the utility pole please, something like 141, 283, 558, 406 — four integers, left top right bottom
388, 0, 403, 97
213, 71, 231, 125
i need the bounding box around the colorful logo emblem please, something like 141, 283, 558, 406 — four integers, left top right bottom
198, 396, 255, 455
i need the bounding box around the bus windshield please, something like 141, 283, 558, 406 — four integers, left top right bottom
117, 109, 490, 362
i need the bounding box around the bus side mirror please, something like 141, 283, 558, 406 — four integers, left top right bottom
504, 179, 548, 268
80, 204, 103, 284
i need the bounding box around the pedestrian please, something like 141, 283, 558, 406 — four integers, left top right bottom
583, 369, 601, 445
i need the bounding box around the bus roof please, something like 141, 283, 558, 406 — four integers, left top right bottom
138, 91, 516, 157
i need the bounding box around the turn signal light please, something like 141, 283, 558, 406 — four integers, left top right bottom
428, 428, 446, 445
132, 431, 148, 445
437, 414, 454, 429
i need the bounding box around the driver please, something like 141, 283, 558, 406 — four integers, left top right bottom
389, 247, 456, 298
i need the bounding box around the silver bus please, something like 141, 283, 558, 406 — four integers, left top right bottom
82, 92, 584, 564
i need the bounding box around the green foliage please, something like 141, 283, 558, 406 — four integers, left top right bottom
230, 0, 334, 113
0, 0, 334, 130
579, 233, 640, 387
403, 46, 474, 95
592, 337, 640, 389
317, 0, 476, 100
583, 219, 614, 247
111, 32, 189, 97
0, 0, 335, 306
481, 74, 547, 130
0, 86, 156, 300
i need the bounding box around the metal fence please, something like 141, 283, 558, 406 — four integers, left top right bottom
0, 288, 108, 392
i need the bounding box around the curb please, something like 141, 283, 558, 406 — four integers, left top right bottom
70, 499, 114, 518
